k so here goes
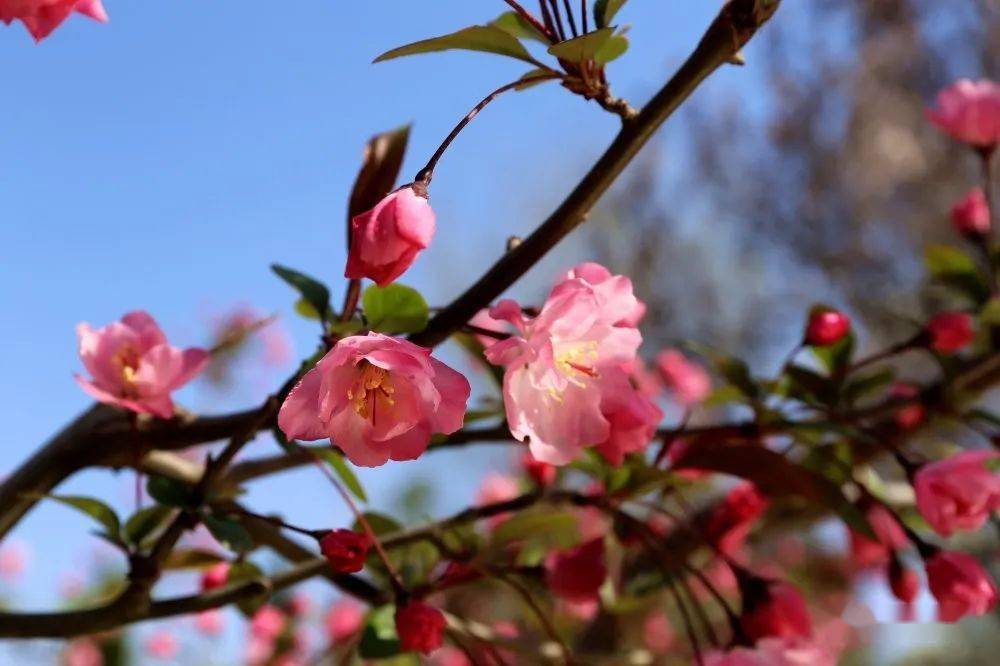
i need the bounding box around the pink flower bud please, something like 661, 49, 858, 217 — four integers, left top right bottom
75, 311, 210, 419
848, 504, 908, 569
0, 0, 108, 42
927, 79, 1000, 149
64, 638, 104, 666
345, 186, 436, 287
952, 188, 991, 237
521, 451, 557, 486
250, 605, 287, 641
395, 600, 446, 655
705, 482, 769, 556
643, 611, 675, 655
738, 578, 813, 642
656, 349, 712, 407
914, 450, 1000, 537
200, 562, 230, 591
325, 599, 363, 644
278, 333, 470, 467
925, 550, 998, 622
144, 632, 178, 660
319, 529, 372, 574
890, 382, 925, 430
195, 609, 225, 636
925, 312, 975, 354
889, 559, 920, 605
805, 309, 851, 346
544, 538, 607, 603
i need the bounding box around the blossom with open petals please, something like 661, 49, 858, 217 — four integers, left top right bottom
927, 79, 1000, 149
1, 0, 107, 42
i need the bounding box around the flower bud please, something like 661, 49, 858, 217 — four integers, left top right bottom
544, 538, 608, 603
914, 451, 1000, 537
200, 561, 230, 591
319, 529, 372, 574
925, 550, 999, 622
345, 186, 436, 287
889, 557, 920, 604
737, 576, 813, 641
804, 309, 851, 346
395, 600, 446, 655
952, 188, 991, 238
927, 79, 1000, 149
522, 451, 557, 487
925, 312, 975, 354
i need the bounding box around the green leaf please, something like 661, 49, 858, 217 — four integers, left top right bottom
352, 512, 402, 537
980, 297, 1000, 325
375, 25, 539, 65
294, 298, 322, 320
271, 264, 332, 322
146, 474, 196, 508
844, 368, 894, 405
203, 515, 255, 553
672, 441, 875, 539
163, 548, 225, 570
491, 11, 548, 44
358, 605, 401, 659
811, 332, 855, 376
41, 495, 121, 541
123, 505, 174, 547
595, 34, 629, 64
594, 0, 628, 28
924, 244, 990, 304
548, 28, 614, 63
314, 449, 368, 502
688, 344, 758, 400
783, 365, 835, 405
229, 561, 268, 616
514, 68, 556, 91
348, 125, 411, 222
492, 511, 581, 549
361, 283, 430, 333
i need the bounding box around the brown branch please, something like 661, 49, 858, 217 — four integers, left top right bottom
410, 0, 783, 348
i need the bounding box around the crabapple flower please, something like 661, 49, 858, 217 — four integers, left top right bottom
927, 79, 1000, 149
925, 312, 975, 354
643, 611, 675, 655
544, 538, 607, 603
325, 599, 364, 644
75, 311, 210, 419
952, 188, 991, 237
195, 609, 224, 636
0, 0, 107, 42
278, 333, 470, 467
0, 540, 28, 582
890, 382, 926, 429
656, 349, 711, 407
706, 620, 850, 666
345, 186, 435, 287
64, 639, 104, 666
485, 267, 642, 465
476, 472, 520, 528
250, 605, 287, 641
738, 577, 813, 642
144, 632, 178, 660
200, 562, 230, 591
593, 366, 663, 466
395, 600, 446, 655
925, 550, 998, 622
319, 529, 372, 573
914, 450, 1000, 537
804, 309, 851, 346
521, 451, 557, 486
848, 504, 908, 568
553, 262, 647, 327
889, 558, 920, 604
467, 309, 511, 349
705, 482, 769, 555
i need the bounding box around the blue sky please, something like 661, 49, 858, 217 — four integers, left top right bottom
0, 0, 790, 661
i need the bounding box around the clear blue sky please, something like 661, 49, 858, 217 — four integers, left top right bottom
0, 1, 779, 661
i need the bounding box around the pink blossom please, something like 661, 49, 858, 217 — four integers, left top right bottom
395, 600, 446, 655
889, 560, 920, 604
705, 483, 769, 555
553, 262, 647, 327
925, 311, 975, 354
144, 631, 179, 660
63, 639, 104, 666
468, 309, 511, 349
325, 599, 364, 644
925, 550, 999, 622
278, 333, 470, 467
0, 0, 107, 42
804, 309, 851, 347
739, 578, 813, 641
707, 620, 850, 666
250, 605, 287, 641
915, 450, 1000, 537
319, 529, 372, 573
0, 540, 28, 582
927, 79, 1000, 149
593, 366, 663, 466
643, 611, 675, 655
558, 598, 599, 621
75, 311, 209, 419
625, 356, 663, 397
656, 349, 711, 407
476, 472, 520, 528
521, 451, 557, 486
848, 504, 908, 568
485, 267, 642, 465
194, 609, 224, 636
544, 538, 607, 603
345, 186, 435, 287
952, 188, 991, 237
430, 647, 472, 666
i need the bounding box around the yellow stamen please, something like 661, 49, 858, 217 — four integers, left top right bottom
348, 361, 396, 421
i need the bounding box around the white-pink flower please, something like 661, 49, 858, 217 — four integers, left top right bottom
485, 265, 642, 465
0, 0, 107, 42
279, 333, 470, 467
75, 311, 209, 419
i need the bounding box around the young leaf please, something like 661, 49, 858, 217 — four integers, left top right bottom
146, 474, 196, 508
595, 34, 629, 64
163, 548, 225, 570
271, 264, 332, 322
314, 448, 368, 502
374, 25, 539, 65
924, 244, 990, 304
361, 283, 430, 333
203, 515, 255, 553
349, 125, 411, 222
124, 505, 174, 547
491, 11, 548, 44
358, 605, 402, 659
41, 495, 121, 541
547, 28, 614, 63
594, 0, 628, 28
491, 511, 581, 549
